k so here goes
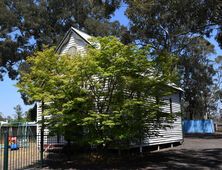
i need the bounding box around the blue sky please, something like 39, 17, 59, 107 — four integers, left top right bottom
0, 6, 222, 117
0, 76, 32, 117
111, 5, 128, 27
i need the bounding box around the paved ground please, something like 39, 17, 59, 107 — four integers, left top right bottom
31, 134, 222, 170
146, 134, 222, 169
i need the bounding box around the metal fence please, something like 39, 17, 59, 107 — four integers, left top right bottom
0, 131, 40, 170
0, 130, 67, 170
0, 131, 4, 169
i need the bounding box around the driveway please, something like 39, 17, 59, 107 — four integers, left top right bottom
142, 134, 222, 169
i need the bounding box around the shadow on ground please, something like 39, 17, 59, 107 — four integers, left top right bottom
37, 148, 222, 169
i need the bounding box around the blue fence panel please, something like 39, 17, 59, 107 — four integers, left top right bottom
183, 119, 215, 133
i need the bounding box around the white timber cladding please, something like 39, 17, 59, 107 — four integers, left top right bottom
37, 102, 49, 134
58, 27, 92, 55
37, 102, 66, 145
36, 101, 42, 136
60, 32, 88, 55
37, 102, 48, 146
37, 102, 41, 146
142, 93, 183, 146
37, 27, 183, 147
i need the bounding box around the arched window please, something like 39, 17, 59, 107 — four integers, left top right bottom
67, 46, 77, 55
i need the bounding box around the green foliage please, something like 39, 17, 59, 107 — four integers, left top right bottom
124, 0, 219, 119
25, 104, 37, 122
0, 112, 5, 121
6, 116, 13, 123
0, 0, 128, 80
13, 104, 25, 122
18, 37, 178, 147
125, 0, 219, 50
180, 37, 217, 119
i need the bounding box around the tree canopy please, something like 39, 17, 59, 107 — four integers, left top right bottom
13, 104, 25, 122
0, 0, 129, 80
125, 0, 220, 51
0, 112, 5, 121
17, 37, 178, 147
124, 0, 221, 119
2, 0, 222, 122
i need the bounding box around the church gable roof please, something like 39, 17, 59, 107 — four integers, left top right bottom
56, 27, 92, 54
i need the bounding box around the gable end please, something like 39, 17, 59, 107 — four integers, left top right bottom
56, 27, 91, 54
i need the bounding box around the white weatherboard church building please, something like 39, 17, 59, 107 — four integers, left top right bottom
37, 27, 183, 149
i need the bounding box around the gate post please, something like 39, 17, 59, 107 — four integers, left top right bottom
3, 129, 9, 170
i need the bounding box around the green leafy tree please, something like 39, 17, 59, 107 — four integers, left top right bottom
180, 37, 217, 119
124, 0, 218, 52
17, 37, 178, 147
25, 104, 37, 122
6, 115, 13, 123
124, 0, 219, 119
213, 55, 222, 110
13, 104, 25, 122
0, 112, 5, 121
0, 0, 129, 80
